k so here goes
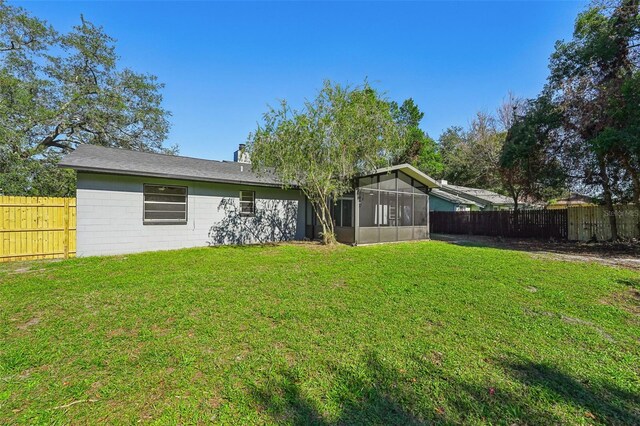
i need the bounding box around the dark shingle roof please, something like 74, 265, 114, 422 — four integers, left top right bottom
58, 144, 282, 187
440, 184, 514, 206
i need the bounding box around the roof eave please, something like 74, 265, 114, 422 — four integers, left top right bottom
59, 164, 288, 189
368, 163, 440, 188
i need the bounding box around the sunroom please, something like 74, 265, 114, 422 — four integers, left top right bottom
306, 164, 439, 245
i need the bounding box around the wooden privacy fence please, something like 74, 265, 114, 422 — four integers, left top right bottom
430, 209, 569, 240
0, 196, 76, 262
568, 205, 639, 241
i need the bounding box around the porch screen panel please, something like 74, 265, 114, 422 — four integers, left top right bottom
379, 174, 396, 191
398, 192, 413, 226
414, 194, 428, 226
397, 172, 413, 193
359, 189, 377, 227
378, 191, 397, 226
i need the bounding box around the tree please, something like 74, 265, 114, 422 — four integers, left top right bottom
391, 98, 443, 177
0, 2, 174, 196
437, 112, 505, 190
544, 0, 640, 239
500, 95, 566, 214
247, 81, 403, 245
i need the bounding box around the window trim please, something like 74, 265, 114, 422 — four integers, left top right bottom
239, 190, 256, 217
143, 184, 188, 225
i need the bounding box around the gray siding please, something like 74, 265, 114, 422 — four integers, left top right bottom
76, 172, 305, 257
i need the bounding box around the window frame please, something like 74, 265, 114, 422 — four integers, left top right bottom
239, 190, 256, 217
143, 184, 188, 225
333, 197, 355, 228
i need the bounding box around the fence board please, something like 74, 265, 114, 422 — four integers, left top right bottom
430, 209, 568, 240
568, 205, 639, 241
431, 205, 640, 241
0, 196, 76, 262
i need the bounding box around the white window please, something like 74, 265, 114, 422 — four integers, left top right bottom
143, 184, 187, 224
239, 191, 255, 217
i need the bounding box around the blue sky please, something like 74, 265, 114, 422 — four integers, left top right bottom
19, 1, 586, 161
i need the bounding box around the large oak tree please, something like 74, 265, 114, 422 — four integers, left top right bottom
0, 2, 174, 196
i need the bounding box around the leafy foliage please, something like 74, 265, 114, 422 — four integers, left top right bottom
438, 112, 505, 191
391, 98, 443, 176
248, 80, 403, 244
0, 2, 174, 196
500, 96, 566, 210
498, 0, 640, 237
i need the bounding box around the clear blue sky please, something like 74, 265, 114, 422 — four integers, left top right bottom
18, 1, 586, 161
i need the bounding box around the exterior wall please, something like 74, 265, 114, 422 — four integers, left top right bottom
76, 172, 306, 257
429, 195, 458, 212
335, 226, 355, 244
430, 194, 478, 212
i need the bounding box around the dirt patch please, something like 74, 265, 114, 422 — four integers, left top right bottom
433, 234, 640, 271
561, 315, 614, 342
333, 279, 347, 288
561, 315, 594, 326
603, 288, 640, 317
16, 317, 40, 330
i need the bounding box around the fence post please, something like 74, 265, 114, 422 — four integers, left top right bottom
63, 197, 69, 259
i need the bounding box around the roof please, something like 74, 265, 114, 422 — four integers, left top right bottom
550, 193, 594, 205
367, 164, 440, 188
430, 188, 484, 207
439, 183, 514, 206
58, 144, 283, 187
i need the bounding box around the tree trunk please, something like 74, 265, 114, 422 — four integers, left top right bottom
598, 155, 619, 241
512, 196, 519, 231
313, 198, 336, 245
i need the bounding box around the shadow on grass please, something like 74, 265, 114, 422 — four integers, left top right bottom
617, 278, 640, 289
501, 360, 640, 425
250, 354, 425, 425
248, 352, 639, 425
432, 233, 640, 259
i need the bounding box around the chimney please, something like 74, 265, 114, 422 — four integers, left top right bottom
233, 143, 251, 164
438, 179, 448, 186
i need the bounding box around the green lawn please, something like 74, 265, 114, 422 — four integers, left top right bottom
1, 241, 639, 425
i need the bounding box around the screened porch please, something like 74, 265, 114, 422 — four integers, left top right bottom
304, 164, 438, 245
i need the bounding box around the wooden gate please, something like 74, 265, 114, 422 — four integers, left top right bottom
0, 196, 76, 262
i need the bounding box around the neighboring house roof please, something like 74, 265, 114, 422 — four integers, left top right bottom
58, 144, 283, 188
367, 164, 440, 188
430, 188, 483, 207
550, 193, 594, 206
439, 183, 514, 206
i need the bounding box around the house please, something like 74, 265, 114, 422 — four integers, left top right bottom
429, 188, 483, 212
58, 145, 438, 256
547, 193, 595, 209
433, 180, 515, 211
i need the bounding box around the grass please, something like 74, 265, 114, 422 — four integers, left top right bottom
0, 241, 639, 425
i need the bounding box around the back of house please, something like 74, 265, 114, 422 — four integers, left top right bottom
59, 145, 439, 256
